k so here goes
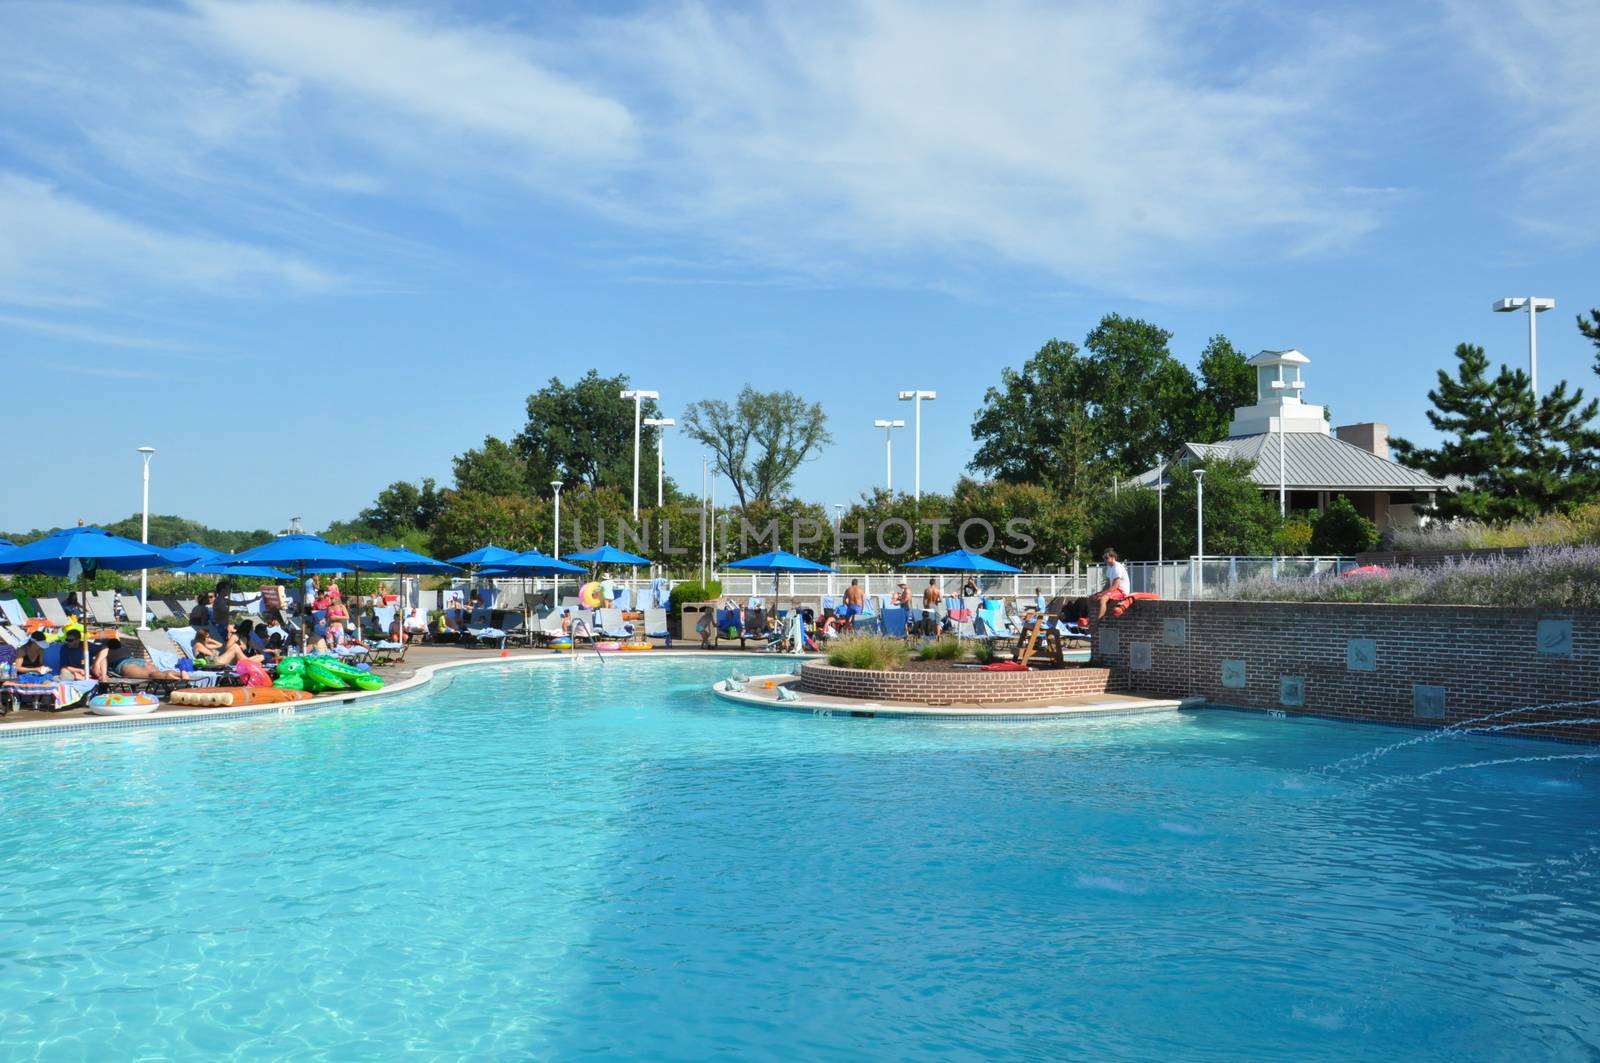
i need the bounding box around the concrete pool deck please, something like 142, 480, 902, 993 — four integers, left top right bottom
0, 642, 1186, 738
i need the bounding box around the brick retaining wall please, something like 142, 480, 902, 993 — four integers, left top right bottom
1095, 600, 1600, 741
798, 662, 1119, 705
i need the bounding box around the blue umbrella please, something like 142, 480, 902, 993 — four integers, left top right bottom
480, 549, 584, 576
902, 549, 1022, 574
724, 550, 834, 597
446, 545, 522, 567
172, 559, 294, 580
564, 544, 652, 566
724, 550, 834, 573
0, 538, 15, 549
0, 526, 180, 576
222, 535, 372, 644
165, 540, 226, 564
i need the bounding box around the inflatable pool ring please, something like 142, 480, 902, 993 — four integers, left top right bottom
303, 659, 351, 692
306, 656, 385, 691
579, 581, 605, 609
274, 657, 307, 691
169, 687, 314, 708
619, 642, 652, 651
86, 692, 161, 716
548, 639, 573, 651
594, 641, 623, 652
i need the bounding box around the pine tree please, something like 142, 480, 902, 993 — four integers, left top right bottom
1392, 343, 1600, 520
1581, 308, 1600, 374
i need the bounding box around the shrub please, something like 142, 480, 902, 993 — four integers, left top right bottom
1310, 496, 1379, 555
916, 637, 964, 661
1219, 545, 1600, 608
972, 640, 1000, 665
669, 579, 723, 615
827, 634, 910, 671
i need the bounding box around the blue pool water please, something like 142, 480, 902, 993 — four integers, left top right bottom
3, 656, 1599, 1061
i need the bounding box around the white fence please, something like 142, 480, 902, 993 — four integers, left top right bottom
1125, 556, 1355, 599
708, 570, 1095, 601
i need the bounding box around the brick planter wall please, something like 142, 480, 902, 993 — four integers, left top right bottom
1095, 600, 1600, 741
797, 662, 1119, 705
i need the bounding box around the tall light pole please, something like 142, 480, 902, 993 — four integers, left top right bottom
619, 389, 659, 518
643, 416, 675, 508
1192, 468, 1206, 599
896, 390, 936, 502
873, 418, 905, 493
550, 480, 564, 605
1493, 296, 1556, 398
137, 446, 155, 629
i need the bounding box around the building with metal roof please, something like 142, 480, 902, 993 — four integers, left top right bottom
1130, 349, 1447, 528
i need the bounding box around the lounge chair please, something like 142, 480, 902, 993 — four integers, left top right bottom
145, 598, 176, 623
643, 608, 670, 642
595, 609, 633, 640
0, 597, 28, 628
0, 625, 27, 649
85, 590, 121, 626
532, 609, 566, 646
35, 596, 72, 629
879, 606, 908, 638
117, 591, 146, 625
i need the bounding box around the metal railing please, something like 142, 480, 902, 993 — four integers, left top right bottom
708, 570, 1095, 601
1125, 556, 1355, 599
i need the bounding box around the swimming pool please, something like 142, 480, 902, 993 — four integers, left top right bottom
2, 656, 1597, 1060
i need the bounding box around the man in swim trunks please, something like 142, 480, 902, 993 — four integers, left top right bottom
837, 579, 865, 629
921, 578, 943, 637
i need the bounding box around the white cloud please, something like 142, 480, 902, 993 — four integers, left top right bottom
1443, 0, 1600, 239
0, 173, 339, 304
0, 313, 191, 351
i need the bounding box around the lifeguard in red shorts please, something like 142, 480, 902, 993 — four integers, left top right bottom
1089, 547, 1130, 623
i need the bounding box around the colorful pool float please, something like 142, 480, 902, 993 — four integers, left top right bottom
594, 641, 622, 652
169, 687, 314, 708
619, 642, 652, 651
548, 639, 573, 651
304, 657, 385, 692
87, 692, 161, 716
579, 581, 605, 608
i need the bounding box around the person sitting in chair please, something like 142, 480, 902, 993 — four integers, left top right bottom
91, 637, 185, 683
1089, 548, 1130, 623
58, 629, 89, 680
13, 631, 50, 676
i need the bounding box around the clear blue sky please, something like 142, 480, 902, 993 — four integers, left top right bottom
2, 0, 1596, 533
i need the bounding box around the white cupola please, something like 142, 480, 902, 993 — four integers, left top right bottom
1226, 349, 1328, 436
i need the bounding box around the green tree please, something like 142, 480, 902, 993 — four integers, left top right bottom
1310, 496, 1379, 554
426, 491, 547, 559
969, 317, 1246, 490
452, 437, 530, 497
681, 387, 832, 508
1189, 335, 1256, 442
1582, 308, 1600, 373
1089, 486, 1162, 562
1392, 343, 1600, 520
1159, 458, 1281, 556
358, 478, 446, 536
515, 370, 669, 491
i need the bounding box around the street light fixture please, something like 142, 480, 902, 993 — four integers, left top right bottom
896, 391, 936, 502
643, 417, 675, 508
872, 418, 906, 493
1493, 296, 1556, 398
551, 479, 565, 606
619, 389, 660, 518
137, 446, 155, 629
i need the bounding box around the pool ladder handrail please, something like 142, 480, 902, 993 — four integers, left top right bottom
568, 618, 604, 666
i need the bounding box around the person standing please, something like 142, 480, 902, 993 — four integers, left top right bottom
921, 578, 943, 637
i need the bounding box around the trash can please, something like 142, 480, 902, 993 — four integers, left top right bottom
679, 601, 717, 642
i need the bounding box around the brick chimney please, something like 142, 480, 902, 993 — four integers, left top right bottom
1336, 422, 1389, 460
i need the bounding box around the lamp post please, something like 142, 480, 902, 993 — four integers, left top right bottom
643, 417, 675, 508
551, 479, 564, 604
896, 390, 936, 502
619, 389, 660, 518
1192, 468, 1206, 599
1493, 296, 1556, 398
873, 418, 905, 493
137, 446, 155, 629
